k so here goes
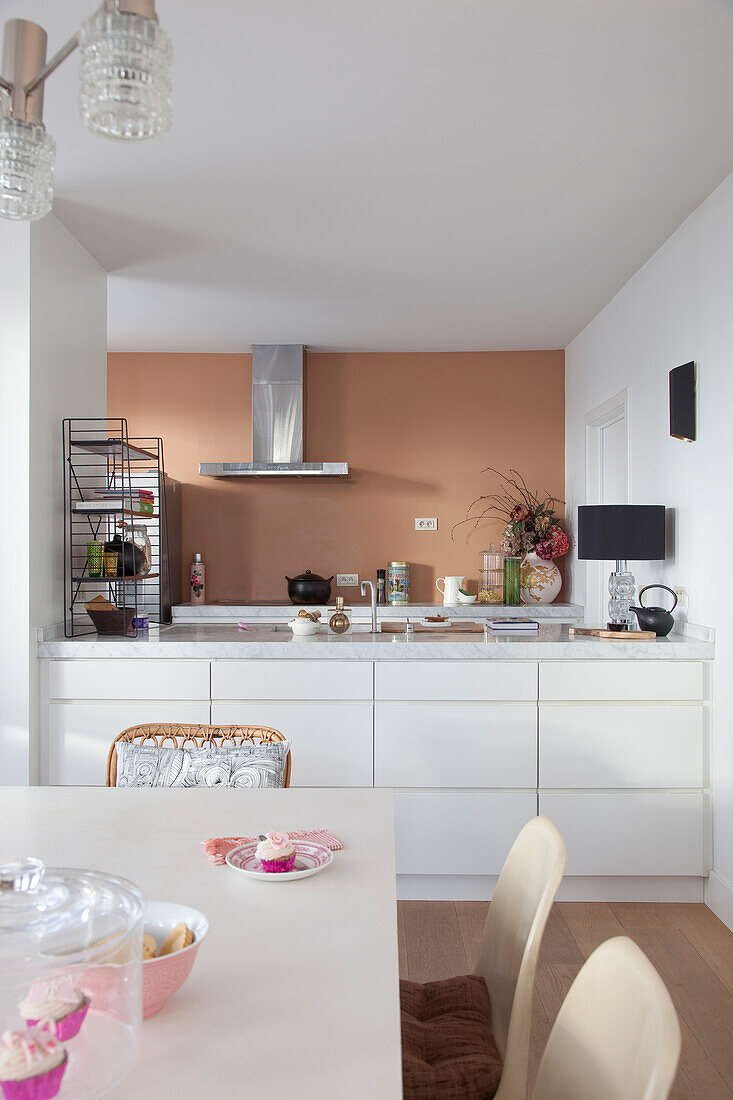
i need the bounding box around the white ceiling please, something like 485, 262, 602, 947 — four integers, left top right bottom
6, 0, 733, 351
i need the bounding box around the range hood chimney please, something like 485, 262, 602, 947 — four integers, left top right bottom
198, 344, 349, 478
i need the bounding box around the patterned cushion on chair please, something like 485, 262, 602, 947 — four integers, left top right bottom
115, 741, 291, 789
400, 975, 503, 1099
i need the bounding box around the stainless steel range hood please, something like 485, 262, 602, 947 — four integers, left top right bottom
198, 344, 349, 478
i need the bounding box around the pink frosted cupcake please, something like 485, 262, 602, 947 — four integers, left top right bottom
255, 831, 297, 872
19, 989, 90, 1042
0, 1029, 67, 1100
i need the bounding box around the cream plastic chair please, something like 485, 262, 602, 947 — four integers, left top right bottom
531, 936, 681, 1100
401, 815, 566, 1100
477, 815, 567, 1100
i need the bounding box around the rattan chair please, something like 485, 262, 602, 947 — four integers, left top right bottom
106, 723, 291, 787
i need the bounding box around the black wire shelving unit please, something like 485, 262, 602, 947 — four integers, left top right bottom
63, 418, 175, 637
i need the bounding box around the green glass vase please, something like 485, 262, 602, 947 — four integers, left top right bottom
503, 556, 521, 605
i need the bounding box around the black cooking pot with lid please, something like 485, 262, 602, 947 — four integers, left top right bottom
286, 570, 334, 605
104, 535, 145, 578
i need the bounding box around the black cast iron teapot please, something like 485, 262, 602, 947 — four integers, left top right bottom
286, 570, 334, 605
630, 584, 677, 636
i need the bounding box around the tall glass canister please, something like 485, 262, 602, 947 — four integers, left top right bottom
0, 858, 143, 1099
503, 557, 522, 605
478, 546, 504, 604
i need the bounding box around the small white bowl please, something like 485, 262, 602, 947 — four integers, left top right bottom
143, 901, 209, 1019
456, 592, 477, 604
289, 617, 318, 636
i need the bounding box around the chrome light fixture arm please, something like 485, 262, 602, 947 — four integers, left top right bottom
23, 33, 80, 99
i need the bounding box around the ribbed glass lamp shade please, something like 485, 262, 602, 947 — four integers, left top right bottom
78, 9, 172, 141
0, 117, 55, 221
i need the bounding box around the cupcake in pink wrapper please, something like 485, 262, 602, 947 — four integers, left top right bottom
255, 831, 296, 872
19, 989, 90, 1042
0, 1029, 67, 1100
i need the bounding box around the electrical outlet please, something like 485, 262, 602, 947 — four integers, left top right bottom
415, 517, 438, 531
673, 586, 689, 613
337, 573, 359, 586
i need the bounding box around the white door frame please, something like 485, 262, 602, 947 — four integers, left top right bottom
585, 389, 630, 624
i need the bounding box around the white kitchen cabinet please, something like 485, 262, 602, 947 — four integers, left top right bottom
539, 791, 704, 876
375, 704, 537, 788
540, 704, 704, 788
211, 660, 371, 701
375, 661, 537, 702
540, 661, 703, 702
211, 703, 373, 787
394, 791, 536, 875
45, 702, 211, 786
48, 660, 210, 701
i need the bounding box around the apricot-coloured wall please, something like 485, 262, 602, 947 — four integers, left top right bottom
108, 351, 564, 604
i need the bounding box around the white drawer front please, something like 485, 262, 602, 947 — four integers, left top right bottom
540, 705, 704, 788
46, 702, 212, 785
211, 703, 373, 787
395, 791, 536, 874
375, 704, 537, 787
211, 661, 372, 701
376, 661, 536, 701
48, 660, 210, 701
539, 792, 704, 875
540, 661, 703, 702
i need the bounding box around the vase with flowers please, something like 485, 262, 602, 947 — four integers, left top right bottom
452, 468, 570, 604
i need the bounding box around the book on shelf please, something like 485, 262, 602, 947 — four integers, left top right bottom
73, 495, 155, 514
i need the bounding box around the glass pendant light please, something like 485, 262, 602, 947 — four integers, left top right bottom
0, 18, 55, 220
0, 116, 55, 219
0, 2, 171, 222
78, 1, 172, 142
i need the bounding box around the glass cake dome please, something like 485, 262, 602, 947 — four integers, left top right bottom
0, 858, 143, 1098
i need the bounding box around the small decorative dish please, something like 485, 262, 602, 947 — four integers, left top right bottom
288, 617, 319, 636
226, 840, 334, 882
142, 901, 209, 1018
456, 590, 477, 604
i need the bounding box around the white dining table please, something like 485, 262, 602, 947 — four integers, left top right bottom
0, 786, 403, 1099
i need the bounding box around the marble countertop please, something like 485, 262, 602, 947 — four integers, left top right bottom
173, 601, 583, 621
37, 622, 714, 660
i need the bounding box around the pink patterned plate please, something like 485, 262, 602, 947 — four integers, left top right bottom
226, 841, 334, 881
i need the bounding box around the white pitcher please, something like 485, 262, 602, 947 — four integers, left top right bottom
436, 575, 465, 606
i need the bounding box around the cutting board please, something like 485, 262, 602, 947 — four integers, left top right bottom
381, 621, 484, 634
569, 626, 656, 641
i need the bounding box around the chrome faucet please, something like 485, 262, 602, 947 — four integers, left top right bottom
361, 579, 377, 634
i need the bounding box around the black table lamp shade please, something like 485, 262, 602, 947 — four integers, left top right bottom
577, 505, 666, 561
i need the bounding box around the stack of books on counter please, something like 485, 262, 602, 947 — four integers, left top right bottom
486, 618, 540, 633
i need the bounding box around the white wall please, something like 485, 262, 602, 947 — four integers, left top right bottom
0, 216, 106, 783
565, 169, 733, 926
0, 224, 32, 783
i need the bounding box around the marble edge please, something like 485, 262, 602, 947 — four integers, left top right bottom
37, 638, 715, 660
172, 603, 584, 621
671, 619, 715, 643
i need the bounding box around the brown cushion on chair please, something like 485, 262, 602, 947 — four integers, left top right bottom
400, 975, 503, 1099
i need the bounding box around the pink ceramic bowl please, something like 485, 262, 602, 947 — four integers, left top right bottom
142, 901, 209, 1019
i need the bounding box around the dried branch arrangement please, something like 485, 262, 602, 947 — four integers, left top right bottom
452, 467, 569, 560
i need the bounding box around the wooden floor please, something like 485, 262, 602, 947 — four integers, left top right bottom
397, 901, 733, 1099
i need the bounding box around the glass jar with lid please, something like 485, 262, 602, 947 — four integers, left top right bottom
0, 857, 143, 1098
478, 546, 504, 604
